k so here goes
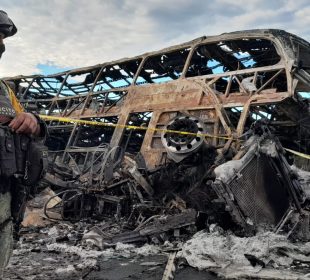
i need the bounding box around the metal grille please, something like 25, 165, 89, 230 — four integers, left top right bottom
228, 154, 290, 226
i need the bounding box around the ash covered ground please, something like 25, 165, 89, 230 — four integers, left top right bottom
3, 219, 218, 280
3, 218, 310, 280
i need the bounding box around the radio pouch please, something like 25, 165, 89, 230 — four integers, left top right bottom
14, 134, 29, 175
0, 127, 17, 177
23, 139, 48, 186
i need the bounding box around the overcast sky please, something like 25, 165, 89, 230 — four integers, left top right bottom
0, 0, 309, 77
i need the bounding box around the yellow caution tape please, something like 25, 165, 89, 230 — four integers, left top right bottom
284, 148, 310, 160
39, 115, 310, 158
39, 114, 233, 141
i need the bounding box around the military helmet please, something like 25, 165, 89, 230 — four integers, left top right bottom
0, 10, 17, 38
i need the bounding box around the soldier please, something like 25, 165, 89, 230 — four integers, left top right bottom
0, 10, 45, 277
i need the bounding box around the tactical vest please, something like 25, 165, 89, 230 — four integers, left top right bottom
0, 81, 47, 185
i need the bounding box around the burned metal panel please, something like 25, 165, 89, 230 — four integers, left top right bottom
222, 153, 290, 226
120, 111, 153, 155
212, 136, 303, 230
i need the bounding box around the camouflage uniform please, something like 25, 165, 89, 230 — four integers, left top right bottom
0, 82, 23, 278
0, 191, 13, 278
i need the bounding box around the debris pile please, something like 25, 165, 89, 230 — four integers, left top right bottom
42, 130, 310, 240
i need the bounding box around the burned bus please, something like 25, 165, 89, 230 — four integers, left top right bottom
4, 29, 310, 235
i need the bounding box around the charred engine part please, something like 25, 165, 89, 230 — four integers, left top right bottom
212, 134, 306, 232
45, 189, 131, 221
44, 150, 156, 223
150, 144, 217, 208
161, 115, 207, 162
123, 156, 154, 197
44, 189, 93, 221
44, 144, 124, 190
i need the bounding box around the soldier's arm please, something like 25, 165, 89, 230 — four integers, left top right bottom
5, 83, 43, 136
9, 112, 41, 135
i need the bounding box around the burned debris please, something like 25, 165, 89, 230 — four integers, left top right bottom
3, 29, 310, 279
